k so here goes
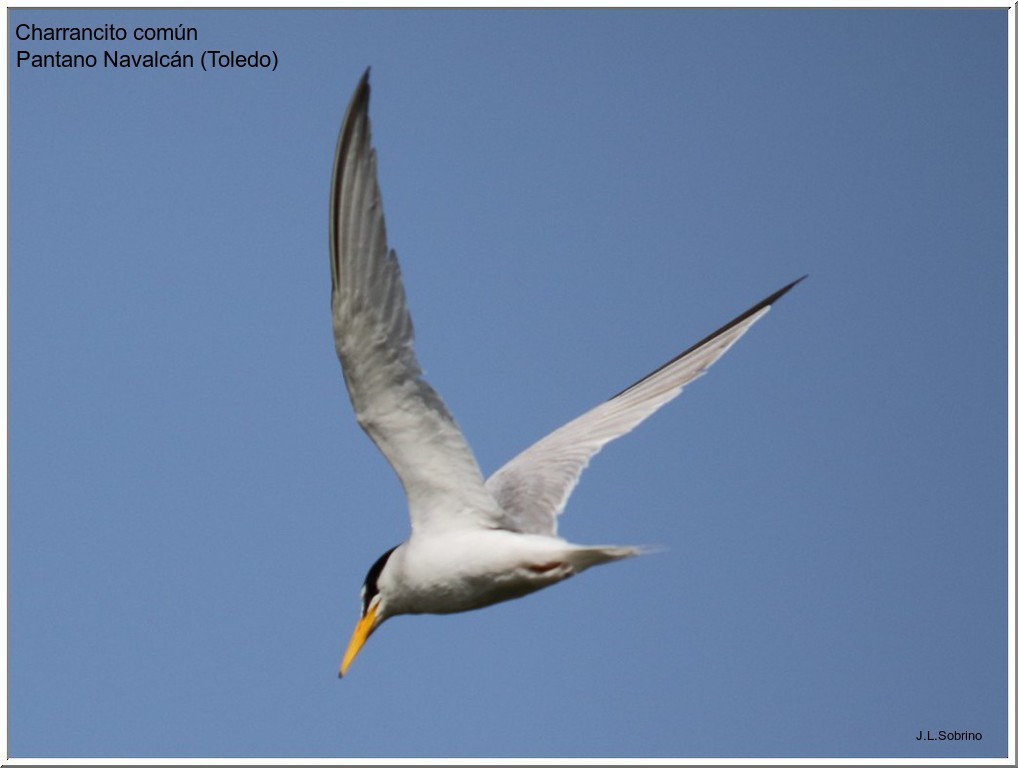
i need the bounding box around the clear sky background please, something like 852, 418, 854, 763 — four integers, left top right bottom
8, 7, 1008, 760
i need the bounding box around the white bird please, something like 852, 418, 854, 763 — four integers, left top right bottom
332, 70, 803, 677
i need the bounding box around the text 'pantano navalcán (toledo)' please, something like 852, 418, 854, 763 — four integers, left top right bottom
14, 22, 280, 72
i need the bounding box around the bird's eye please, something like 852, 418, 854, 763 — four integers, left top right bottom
360, 587, 379, 617
360, 544, 398, 615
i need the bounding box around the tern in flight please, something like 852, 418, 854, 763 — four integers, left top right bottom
332, 70, 803, 676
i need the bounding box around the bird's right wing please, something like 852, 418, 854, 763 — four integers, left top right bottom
485, 277, 804, 536
331, 70, 500, 534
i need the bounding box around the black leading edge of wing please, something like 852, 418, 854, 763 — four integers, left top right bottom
612, 275, 807, 400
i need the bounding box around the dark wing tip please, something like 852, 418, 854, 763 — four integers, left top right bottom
356, 66, 371, 99
330, 69, 375, 290
698, 274, 807, 342
765, 274, 808, 307
345, 67, 372, 129
611, 275, 807, 400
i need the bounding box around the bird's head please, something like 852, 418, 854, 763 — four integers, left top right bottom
339, 544, 398, 678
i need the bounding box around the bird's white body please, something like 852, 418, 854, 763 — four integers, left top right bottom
380, 531, 639, 616
330, 70, 802, 676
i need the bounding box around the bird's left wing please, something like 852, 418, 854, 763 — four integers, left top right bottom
331, 71, 500, 533
485, 277, 804, 535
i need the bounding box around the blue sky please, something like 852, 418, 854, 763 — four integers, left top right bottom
8, 7, 1008, 759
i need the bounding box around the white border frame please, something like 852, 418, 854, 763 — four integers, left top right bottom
3, 2, 1013, 765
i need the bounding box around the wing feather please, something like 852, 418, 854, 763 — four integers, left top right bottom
485, 277, 805, 535
331, 71, 499, 533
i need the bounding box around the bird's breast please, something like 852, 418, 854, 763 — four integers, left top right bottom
391, 530, 576, 616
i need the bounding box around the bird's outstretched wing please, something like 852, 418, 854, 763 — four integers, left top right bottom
331, 70, 499, 533
485, 277, 805, 535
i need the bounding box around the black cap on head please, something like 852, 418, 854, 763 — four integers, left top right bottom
361, 545, 398, 616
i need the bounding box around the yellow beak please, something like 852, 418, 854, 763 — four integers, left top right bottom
339, 602, 380, 678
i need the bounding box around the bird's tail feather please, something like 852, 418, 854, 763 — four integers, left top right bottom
567, 545, 654, 572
